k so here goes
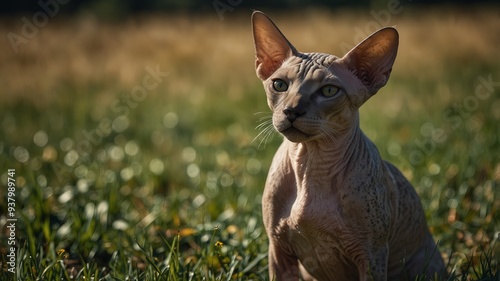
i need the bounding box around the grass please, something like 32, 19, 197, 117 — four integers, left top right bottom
0, 5, 499, 280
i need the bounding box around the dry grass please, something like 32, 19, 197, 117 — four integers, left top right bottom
0, 6, 498, 105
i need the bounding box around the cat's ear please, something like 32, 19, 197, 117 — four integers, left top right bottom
342, 27, 398, 95
252, 11, 298, 80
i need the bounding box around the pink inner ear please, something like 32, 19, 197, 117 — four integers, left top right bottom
252, 12, 296, 80
255, 57, 273, 81
343, 28, 398, 94
353, 58, 393, 92
254, 35, 292, 80
255, 50, 290, 81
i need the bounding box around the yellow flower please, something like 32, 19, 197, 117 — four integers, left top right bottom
215, 241, 224, 248
57, 249, 69, 259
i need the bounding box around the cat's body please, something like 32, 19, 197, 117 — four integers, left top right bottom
251, 11, 445, 281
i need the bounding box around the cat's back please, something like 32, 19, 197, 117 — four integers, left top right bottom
383, 160, 427, 226
382, 160, 434, 270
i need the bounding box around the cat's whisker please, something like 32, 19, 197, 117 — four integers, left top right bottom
257, 116, 272, 122
253, 118, 276, 149
254, 112, 273, 124
255, 124, 276, 149
254, 111, 270, 116
258, 132, 274, 148
256, 115, 272, 122
253, 124, 271, 141
319, 128, 331, 144
317, 121, 342, 146
256, 119, 273, 130
262, 126, 276, 145
252, 111, 275, 149
319, 127, 338, 146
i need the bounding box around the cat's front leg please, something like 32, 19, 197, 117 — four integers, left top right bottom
268, 242, 300, 281
357, 245, 389, 281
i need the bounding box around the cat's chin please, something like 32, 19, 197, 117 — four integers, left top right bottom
280, 127, 312, 143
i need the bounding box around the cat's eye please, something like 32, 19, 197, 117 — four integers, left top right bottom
273, 79, 288, 92
320, 85, 340, 97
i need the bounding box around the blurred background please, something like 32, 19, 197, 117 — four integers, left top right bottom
0, 0, 499, 279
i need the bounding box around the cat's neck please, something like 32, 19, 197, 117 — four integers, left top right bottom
287, 114, 375, 186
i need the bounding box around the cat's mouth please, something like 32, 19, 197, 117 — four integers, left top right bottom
280, 126, 312, 142
273, 116, 315, 142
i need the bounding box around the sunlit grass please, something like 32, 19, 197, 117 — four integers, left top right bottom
0, 5, 499, 280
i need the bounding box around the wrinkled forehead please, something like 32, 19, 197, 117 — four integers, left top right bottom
280, 52, 340, 79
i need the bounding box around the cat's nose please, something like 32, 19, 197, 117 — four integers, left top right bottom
283, 107, 305, 122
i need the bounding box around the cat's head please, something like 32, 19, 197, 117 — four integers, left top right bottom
252, 11, 398, 143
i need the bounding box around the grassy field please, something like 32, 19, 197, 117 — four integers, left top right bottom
0, 5, 499, 280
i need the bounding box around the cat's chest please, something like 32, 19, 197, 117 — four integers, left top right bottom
276, 197, 357, 279
281, 179, 343, 245
290, 181, 340, 226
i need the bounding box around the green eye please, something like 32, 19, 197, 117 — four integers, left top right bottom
321, 85, 340, 97
272, 79, 288, 92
